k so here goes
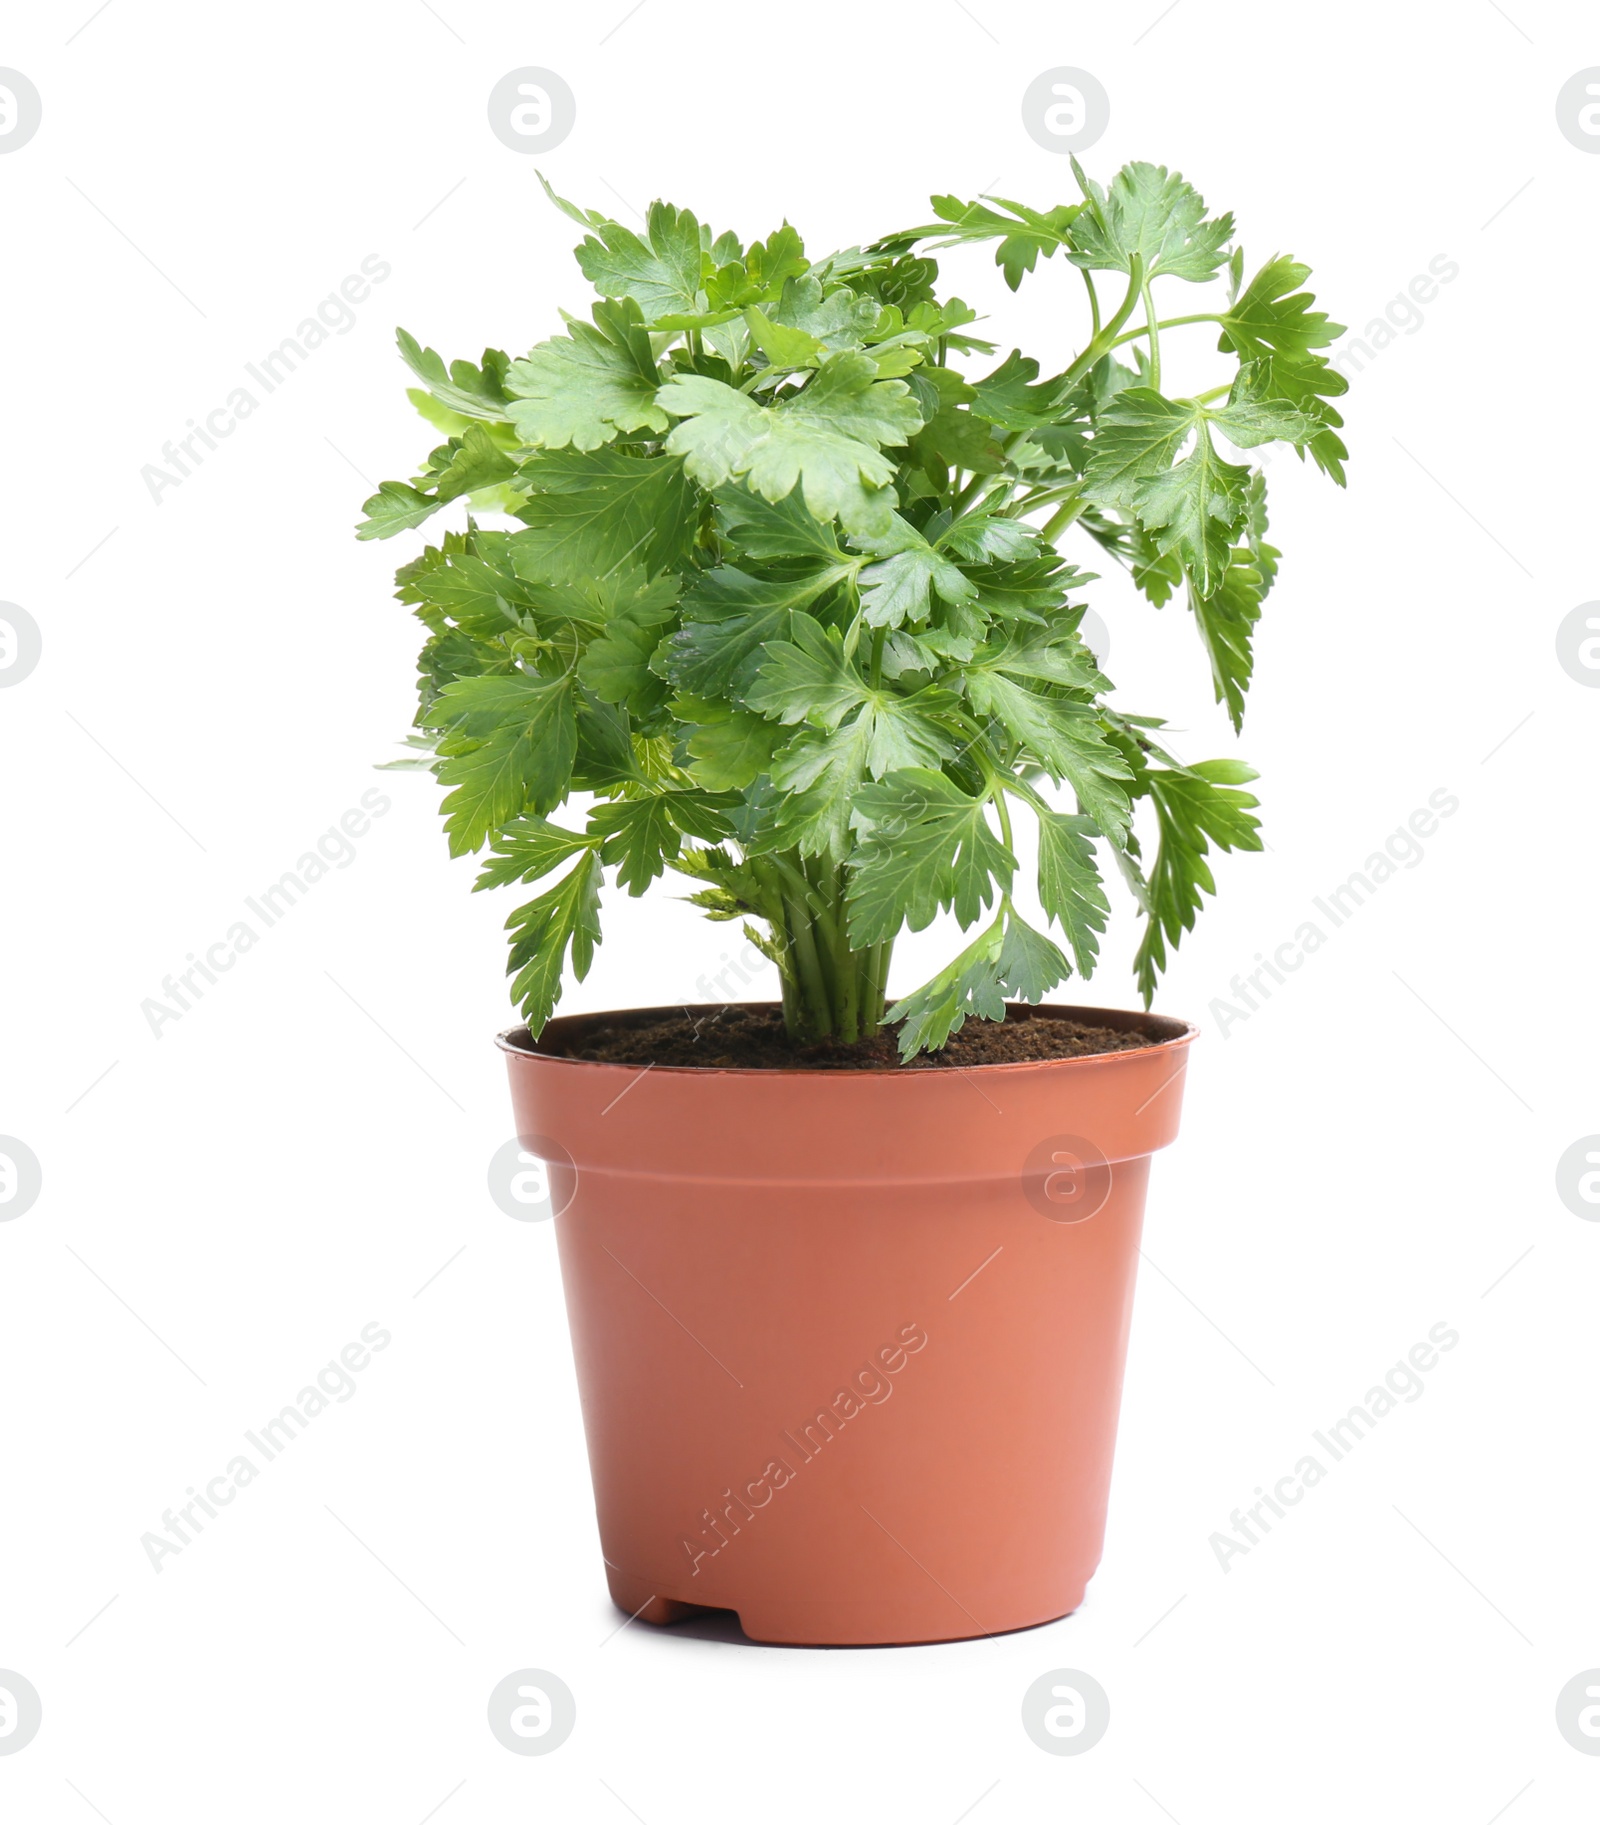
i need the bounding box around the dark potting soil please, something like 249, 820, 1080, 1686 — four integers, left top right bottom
537, 1004, 1161, 1071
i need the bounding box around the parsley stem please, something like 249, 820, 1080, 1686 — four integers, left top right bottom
1106, 310, 1222, 349
1040, 493, 1089, 542
832, 874, 860, 1041
774, 854, 837, 951
751, 855, 828, 1037
1140, 276, 1161, 391
862, 939, 893, 1033
1005, 481, 1078, 516
952, 474, 1016, 522
1057, 255, 1145, 391
747, 856, 790, 929
990, 787, 1015, 852
948, 466, 1000, 517
768, 857, 879, 1043
948, 266, 1134, 524
1004, 777, 1051, 818
1080, 267, 1102, 337
787, 902, 832, 1037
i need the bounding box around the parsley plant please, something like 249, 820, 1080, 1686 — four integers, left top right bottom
359, 163, 1347, 1056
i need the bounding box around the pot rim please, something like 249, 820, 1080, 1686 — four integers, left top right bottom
496, 999, 1198, 1077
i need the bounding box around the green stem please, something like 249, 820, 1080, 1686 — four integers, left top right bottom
1140, 275, 1161, 391
1080, 266, 1102, 336
948, 467, 995, 517
768, 931, 801, 1030
772, 854, 837, 953
754, 853, 828, 1038
1056, 256, 1146, 392
746, 855, 791, 929
862, 938, 893, 1034
803, 854, 843, 986
746, 856, 807, 1032
990, 786, 1015, 852
948, 266, 1145, 529
1040, 493, 1090, 542
1004, 482, 1079, 517
948, 475, 1007, 518
782, 886, 833, 1039
832, 885, 859, 1042
758, 849, 897, 1046
1106, 310, 1223, 350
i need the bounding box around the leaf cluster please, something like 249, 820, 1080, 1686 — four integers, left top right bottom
359, 163, 1346, 1051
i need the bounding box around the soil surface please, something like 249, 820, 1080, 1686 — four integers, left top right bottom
535, 1004, 1161, 1071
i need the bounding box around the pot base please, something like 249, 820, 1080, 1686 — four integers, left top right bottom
605, 1565, 1088, 1648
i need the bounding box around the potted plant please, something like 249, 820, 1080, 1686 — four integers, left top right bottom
358, 161, 1346, 1645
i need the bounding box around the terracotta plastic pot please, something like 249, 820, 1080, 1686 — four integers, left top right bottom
500, 1000, 1196, 1647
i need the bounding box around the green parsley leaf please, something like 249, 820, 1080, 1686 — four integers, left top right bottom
512, 450, 697, 585
1132, 759, 1263, 1002
422, 672, 577, 855
575, 571, 681, 720
746, 618, 867, 727
966, 349, 1069, 430
588, 790, 736, 893
1068, 160, 1234, 282
1217, 255, 1349, 482
743, 306, 826, 371
396, 330, 512, 423
1130, 423, 1251, 599
356, 481, 444, 542
767, 274, 881, 349
716, 481, 851, 563
357, 425, 519, 541
1187, 474, 1278, 730
1081, 389, 1199, 513
664, 562, 849, 698
506, 300, 668, 451
965, 670, 1132, 840
574, 200, 705, 323
937, 511, 1041, 564
395, 530, 532, 638
475, 817, 599, 892
658, 353, 923, 535
884, 918, 1008, 1056
678, 698, 785, 791
1034, 806, 1110, 975
996, 910, 1070, 1003
857, 518, 976, 629
764, 717, 876, 860
505, 851, 603, 1036
846, 768, 1015, 945
423, 424, 517, 500
1207, 396, 1324, 450
907, 194, 1080, 291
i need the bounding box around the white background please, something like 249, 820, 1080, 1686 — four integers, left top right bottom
3, 0, 1597, 1818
